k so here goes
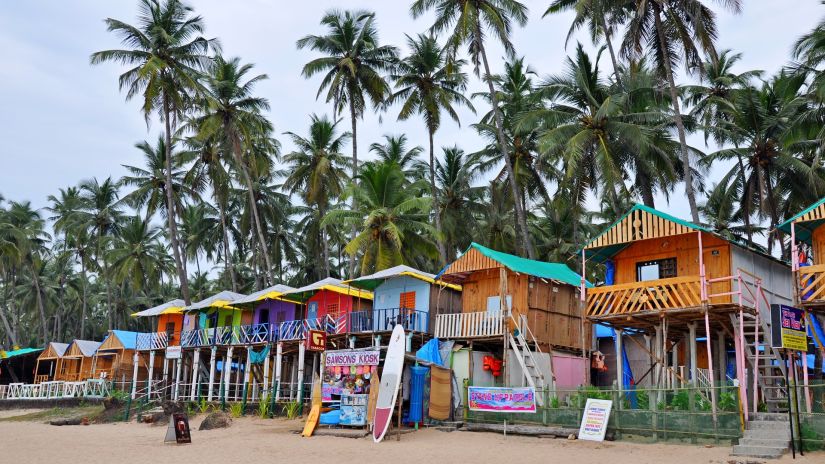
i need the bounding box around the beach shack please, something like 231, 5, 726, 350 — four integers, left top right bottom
2, 347, 43, 384
777, 197, 825, 316
132, 299, 186, 350
232, 284, 299, 336
582, 204, 792, 418
436, 242, 588, 394
57, 340, 101, 381
346, 264, 461, 334
33, 342, 68, 383
93, 330, 140, 387
280, 277, 374, 336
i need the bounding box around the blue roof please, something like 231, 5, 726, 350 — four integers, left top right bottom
105, 330, 139, 350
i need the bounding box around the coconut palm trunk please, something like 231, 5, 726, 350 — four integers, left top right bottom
601, 15, 622, 87
231, 137, 274, 285
80, 260, 88, 339
428, 130, 448, 264
30, 265, 48, 344
215, 192, 238, 292
652, 5, 700, 223
348, 100, 359, 277
478, 37, 536, 259
162, 93, 191, 305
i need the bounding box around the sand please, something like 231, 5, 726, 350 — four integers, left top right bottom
0, 414, 821, 464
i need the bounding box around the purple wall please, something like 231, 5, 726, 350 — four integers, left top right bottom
253, 299, 297, 325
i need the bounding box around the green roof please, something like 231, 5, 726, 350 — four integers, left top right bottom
777, 197, 825, 245
463, 243, 591, 288
0, 347, 43, 360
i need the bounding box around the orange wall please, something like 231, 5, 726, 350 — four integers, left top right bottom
813, 225, 825, 265
157, 313, 184, 346
460, 268, 529, 317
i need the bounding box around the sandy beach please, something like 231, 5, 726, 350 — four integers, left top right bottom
0, 411, 820, 464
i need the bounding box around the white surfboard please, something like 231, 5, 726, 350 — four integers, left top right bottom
373, 324, 405, 443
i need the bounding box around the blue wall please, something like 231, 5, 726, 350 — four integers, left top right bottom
374, 276, 431, 312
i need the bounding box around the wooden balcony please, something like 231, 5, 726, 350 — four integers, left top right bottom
434, 311, 504, 339
800, 264, 825, 308
587, 276, 703, 317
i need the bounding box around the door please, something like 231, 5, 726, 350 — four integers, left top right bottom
307, 301, 318, 320
703, 246, 731, 304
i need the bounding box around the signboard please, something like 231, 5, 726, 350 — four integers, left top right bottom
165, 346, 182, 359
467, 386, 536, 413
578, 398, 613, 442
770, 304, 808, 351
325, 350, 380, 367
305, 330, 326, 352
164, 413, 191, 444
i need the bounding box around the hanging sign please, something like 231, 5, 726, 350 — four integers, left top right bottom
578, 398, 613, 442
467, 386, 536, 413
325, 350, 381, 367
305, 330, 327, 352
770, 304, 808, 351
165, 346, 182, 359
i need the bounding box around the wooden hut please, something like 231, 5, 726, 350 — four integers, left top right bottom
280, 277, 373, 334
2, 347, 44, 384
34, 342, 68, 383
778, 197, 825, 316
57, 340, 101, 381
582, 204, 792, 418
132, 299, 186, 350
346, 264, 461, 334
232, 284, 299, 334
93, 330, 140, 386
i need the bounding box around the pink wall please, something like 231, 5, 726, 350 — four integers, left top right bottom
552, 353, 588, 388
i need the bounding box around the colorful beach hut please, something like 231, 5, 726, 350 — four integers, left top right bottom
778, 197, 825, 315
93, 330, 139, 385
281, 277, 374, 335
232, 284, 299, 330
132, 298, 186, 349
2, 347, 43, 384
346, 264, 461, 334
34, 342, 68, 383
57, 340, 101, 381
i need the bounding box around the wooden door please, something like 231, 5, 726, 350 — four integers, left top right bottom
703, 245, 731, 304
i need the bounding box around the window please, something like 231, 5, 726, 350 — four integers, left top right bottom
326, 303, 340, 320
258, 309, 270, 325
399, 292, 416, 310
636, 258, 677, 282
165, 322, 176, 343
486, 295, 512, 315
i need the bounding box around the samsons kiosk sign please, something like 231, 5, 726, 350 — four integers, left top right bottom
325, 350, 380, 367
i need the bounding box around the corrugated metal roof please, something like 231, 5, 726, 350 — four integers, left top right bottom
0, 347, 43, 360
346, 265, 461, 291
463, 243, 589, 288
184, 291, 247, 311
281, 277, 373, 302
50, 342, 69, 357
131, 299, 186, 317
100, 330, 139, 350
232, 284, 297, 305
69, 340, 102, 357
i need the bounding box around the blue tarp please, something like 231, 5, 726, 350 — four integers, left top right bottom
416, 338, 444, 366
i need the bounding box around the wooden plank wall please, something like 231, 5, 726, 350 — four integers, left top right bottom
443, 248, 500, 277
612, 232, 731, 303
586, 208, 695, 250
460, 268, 529, 317
527, 279, 584, 351
813, 226, 825, 266
430, 286, 462, 316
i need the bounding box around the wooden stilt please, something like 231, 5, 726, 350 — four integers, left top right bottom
274, 342, 283, 401
173, 357, 182, 401
190, 349, 201, 401
147, 350, 155, 399
225, 346, 234, 401
262, 347, 271, 395
688, 323, 697, 386
297, 343, 306, 402
207, 346, 217, 402
130, 351, 139, 399
615, 328, 624, 408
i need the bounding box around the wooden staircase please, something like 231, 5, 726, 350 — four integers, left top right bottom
508, 316, 555, 405
730, 312, 788, 413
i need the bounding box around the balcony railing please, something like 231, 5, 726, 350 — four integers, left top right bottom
434, 311, 503, 339
349, 308, 429, 333
800, 264, 825, 303
136, 332, 169, 351
237, 323, 270, 345
586, 276, 703, 317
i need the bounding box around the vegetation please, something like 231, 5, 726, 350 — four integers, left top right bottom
4, 0, 825, 347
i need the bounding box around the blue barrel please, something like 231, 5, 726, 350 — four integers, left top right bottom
409, 366, 427, 424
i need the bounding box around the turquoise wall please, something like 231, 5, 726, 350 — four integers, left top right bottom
373, 276, 431, 312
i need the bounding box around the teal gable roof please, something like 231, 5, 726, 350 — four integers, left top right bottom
463, 243, 590, 288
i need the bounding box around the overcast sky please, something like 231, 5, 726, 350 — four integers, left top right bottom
1, 1, 823, 222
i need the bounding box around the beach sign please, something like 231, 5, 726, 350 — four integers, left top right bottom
467, 386, 536, 413
578, 399, 613, 442
165, 346, 182, 359
164, 413, 192, 444
770, 304, 808, 351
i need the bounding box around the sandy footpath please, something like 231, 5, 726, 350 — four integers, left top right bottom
0, 414, 821, 464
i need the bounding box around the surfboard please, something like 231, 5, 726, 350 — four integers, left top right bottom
302, 374, 323, 437
366, 371, 380, 429
373, 324, 405, 443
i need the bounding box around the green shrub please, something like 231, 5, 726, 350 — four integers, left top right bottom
257, 396, 270, 418
284, 400, 302, 419
197, 398, 212, 414
229, 402, 244, 418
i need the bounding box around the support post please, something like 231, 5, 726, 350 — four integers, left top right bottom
716, 331, 727, 391
173, 357, 182, 401
703, 312, 718, 426
615, 328, 624, 410
147, 350, 155, 399
243, 347, 252, 411
130, 351, 139, 400
297, 342, 306, 404
224, 346, 234, 402
688, 323, 698, 386
733, 318, 748, 423
190, 349, 201, 401
262, 347, 270, 395
207, 346, 217, 402
274, 342, 283, 401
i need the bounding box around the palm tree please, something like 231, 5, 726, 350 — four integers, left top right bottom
700, 182, 763, 245
282, 114, 351, 277
78, 177, 124, 329
121, 136, 197, 226
369, 134, 426, 181
192, 55, 277, 285
388, 33, 473, 263
324, 161, 437, 274
91, 0, 217, 304
411, 0, 535, 258
297, 10, 399, 275
108, 216, 172, 293
544, 0, 629, 85
619, 0, 742, 223
435, 146, 485, 261
178, 203, 221, 277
